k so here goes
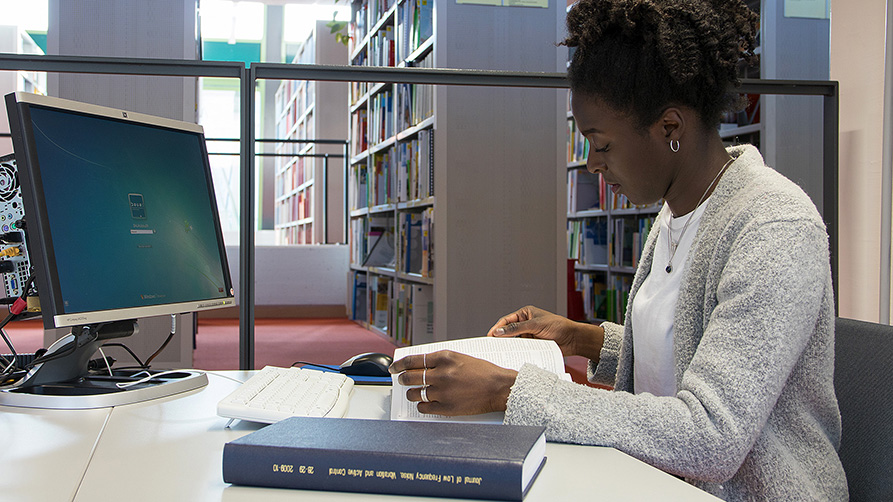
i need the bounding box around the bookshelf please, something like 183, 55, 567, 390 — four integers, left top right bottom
565, 100, 660, 323
347, 0, 566, 345
274, 20, 349, 245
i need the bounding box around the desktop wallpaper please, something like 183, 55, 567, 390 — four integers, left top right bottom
27, 106, 231, 315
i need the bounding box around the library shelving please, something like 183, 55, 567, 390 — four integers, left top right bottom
347, 0, 566, 346
566, 105, 660, 324
274, 20, 348, 245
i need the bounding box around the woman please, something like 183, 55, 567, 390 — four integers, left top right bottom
389, 0, 847, 499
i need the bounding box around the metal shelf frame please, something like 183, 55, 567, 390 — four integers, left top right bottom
0, 54, 839, 369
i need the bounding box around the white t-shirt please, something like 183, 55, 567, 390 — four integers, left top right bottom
631, 199, 710, 397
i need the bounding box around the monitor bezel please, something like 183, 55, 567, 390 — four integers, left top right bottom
5, 91, 235, 329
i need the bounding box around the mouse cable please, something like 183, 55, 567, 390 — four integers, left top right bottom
143, 314, 176, 368
290, 361, 336, 371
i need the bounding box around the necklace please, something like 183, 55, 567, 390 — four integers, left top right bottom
665, 156, 734, 274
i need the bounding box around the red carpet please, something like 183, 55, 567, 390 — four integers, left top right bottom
3, 318, 591, 384
193, 318, 399, 370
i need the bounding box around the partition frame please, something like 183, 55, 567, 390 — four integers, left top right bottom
0, 54, 839, 369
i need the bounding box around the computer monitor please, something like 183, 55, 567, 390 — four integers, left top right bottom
1, 91, 235, 408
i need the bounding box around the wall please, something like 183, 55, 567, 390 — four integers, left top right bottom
831, 0, 887, 321
222, 244, 350, 317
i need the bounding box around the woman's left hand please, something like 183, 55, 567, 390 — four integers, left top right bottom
388, 350, 518, 416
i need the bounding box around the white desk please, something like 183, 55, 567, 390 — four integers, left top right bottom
1, 372, 720, 501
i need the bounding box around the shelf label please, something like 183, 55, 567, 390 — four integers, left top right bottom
784, 0, 829, 19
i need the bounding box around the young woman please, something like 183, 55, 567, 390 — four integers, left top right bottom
389, 0, 847, 499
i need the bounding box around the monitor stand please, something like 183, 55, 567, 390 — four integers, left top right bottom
0, 320, 208, 409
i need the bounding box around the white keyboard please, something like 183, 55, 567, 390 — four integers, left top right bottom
217, 366, 354, 424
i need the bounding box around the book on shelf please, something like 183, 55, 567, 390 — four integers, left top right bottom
410, 283, 434, 344
567, 218, 608, 266
222, 415, 547, 501
392, 282, 409, 345
371, 149, 395, 206
368, 275, 392, 331
574, 272, 608, 321
362, 228, 396, 268
567, 169, 602, 213
390, 337, 570, 422
350, 271, 368, 322
399, 211, 423, 274
421, 206, 434, 277
411, 0, 433, 51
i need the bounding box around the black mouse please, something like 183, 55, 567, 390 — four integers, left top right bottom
339, 352, 394, 377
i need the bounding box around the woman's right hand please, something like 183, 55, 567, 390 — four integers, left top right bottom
486, 305, 603, 360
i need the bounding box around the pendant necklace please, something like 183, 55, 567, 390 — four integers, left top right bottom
665, 156, 734, 274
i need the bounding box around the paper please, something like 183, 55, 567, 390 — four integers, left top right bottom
457, 0, 548, 8
390, 336, 570, 421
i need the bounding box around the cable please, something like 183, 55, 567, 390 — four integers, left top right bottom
115, 369, 189, 389
97, 347, 114, 376
143, 314, 176, 368
291, 361, 338, 371
100, 343, 146, 369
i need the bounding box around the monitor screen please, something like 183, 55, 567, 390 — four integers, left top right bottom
5, 92, 235, 329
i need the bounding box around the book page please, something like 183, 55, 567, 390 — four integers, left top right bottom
390, 337, 570, 422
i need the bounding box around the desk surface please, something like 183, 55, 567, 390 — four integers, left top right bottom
1, 371, 719, 501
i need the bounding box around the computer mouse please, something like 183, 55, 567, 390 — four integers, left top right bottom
339, 352, 394, 377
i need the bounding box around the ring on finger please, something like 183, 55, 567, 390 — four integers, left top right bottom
422, 368, 427, 387
420, 387, 430, 403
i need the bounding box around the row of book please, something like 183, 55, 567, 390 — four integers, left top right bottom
369, 25, 396, 67
277, 107, 316, 149
567, 168, 662, 213
350, 127, 434, 210
351, 108, 368, 156
567, 215, 656, 268
397, 207, 434, 277
370, 89, 394, 145
361, 216, 396, 268
567, 169, 601, 213
567, 218, 606, 266
276, 222, 313, 245
610, 215, 655, 268
370, 150, 395, 207
401, 0, 433, 57
350, 0, 431, 60
573, 271, 632, 324
351, 207, 434, 277
275, 157, 313, 198
275, 80, 315, 129
349, 216, 374, 267
394, 128, 433, 202
275, 190, 312, 224
350, 271, 434, 346
349, 164, 369, 211
396, 53, 434, 129
567, 117, 589, 164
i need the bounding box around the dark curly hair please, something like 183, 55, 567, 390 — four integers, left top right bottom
563, 0, 759, 129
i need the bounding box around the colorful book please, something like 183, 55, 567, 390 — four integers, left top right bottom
222, 416, 547, 501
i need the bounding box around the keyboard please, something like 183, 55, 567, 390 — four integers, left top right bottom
217, 366, 354, 424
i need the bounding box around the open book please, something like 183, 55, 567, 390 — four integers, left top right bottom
390, 337, 571, 422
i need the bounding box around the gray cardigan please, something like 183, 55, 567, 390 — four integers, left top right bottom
504, 145, 847, 501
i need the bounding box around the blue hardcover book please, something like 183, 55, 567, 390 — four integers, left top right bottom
222, 416, 547, 500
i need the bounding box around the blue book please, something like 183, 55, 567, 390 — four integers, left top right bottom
222, 416, 547, 500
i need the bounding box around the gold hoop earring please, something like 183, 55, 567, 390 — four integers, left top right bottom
670, 140, 680, 153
